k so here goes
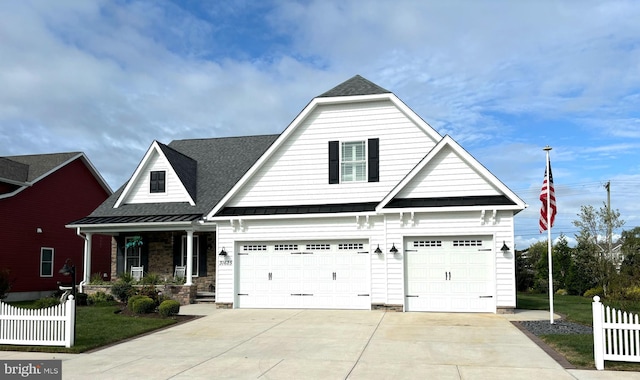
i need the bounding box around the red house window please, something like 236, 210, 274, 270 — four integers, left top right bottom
40, 247, 54, 277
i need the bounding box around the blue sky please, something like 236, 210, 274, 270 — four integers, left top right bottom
1, 0, 639, 250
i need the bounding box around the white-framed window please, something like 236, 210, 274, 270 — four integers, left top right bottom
125, 237, 142, 273
341, 141, 366, 182
40, 247, 54, 277
181, 235, 199, 277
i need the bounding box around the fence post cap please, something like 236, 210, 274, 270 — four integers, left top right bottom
68, 295, 75, 300
593, 295, 600, 302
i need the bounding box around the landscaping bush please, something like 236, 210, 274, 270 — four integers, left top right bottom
131, 296, 155, 314
88, 291, 115, 305
127, 295, 147, 311
137, 285, 161, 306
555, 288, 568, 296
34, 297, 60, 309
623, 286, 640, 301
141, 273, 161, 285
584, 286, 603, 298
158, 300, 180, 317
89, 272, 109, 285
111, 280, 135, 303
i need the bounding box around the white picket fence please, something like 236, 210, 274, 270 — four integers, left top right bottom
592, 295, 640, 370
0, 296, 75, 348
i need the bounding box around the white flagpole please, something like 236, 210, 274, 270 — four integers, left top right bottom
544, 146, 554, 324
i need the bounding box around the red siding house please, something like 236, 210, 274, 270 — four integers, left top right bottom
0, 152, 112, 301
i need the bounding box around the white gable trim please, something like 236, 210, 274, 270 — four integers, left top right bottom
114, 141, 195, 208
376, 135, 527, 212
205, 93, 442, 220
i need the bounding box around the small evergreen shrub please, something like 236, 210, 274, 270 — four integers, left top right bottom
131, 296, 155, 314
137, 285, 161, 306
624, 286, 640, 301
555, 288, 568, 296
89, 272, 109, 285
158, 300, 180, 317
111, 280, 135, 303
584, 286, 603, 298
88, 291, 115, 305
34, 297, 60, 309
127, 295, 147, 311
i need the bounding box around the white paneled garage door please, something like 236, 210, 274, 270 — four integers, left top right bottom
404, 236, 495, 312
236, 240, 371, 309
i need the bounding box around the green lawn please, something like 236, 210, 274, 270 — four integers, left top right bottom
517, 292, 640, 371
0, 303, 180, 353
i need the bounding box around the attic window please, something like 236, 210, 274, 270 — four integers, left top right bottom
150, 171, 166, 193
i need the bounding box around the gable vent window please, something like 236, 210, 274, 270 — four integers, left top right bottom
150, 171, 166, 193
453, 240, 483, 247
329, 139, 379, 184
414, 240, 442, 247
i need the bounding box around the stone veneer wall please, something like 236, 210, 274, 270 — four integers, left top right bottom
83, 284, 197, 306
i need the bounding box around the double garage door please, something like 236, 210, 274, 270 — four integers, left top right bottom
236, 240, 371, 309
405, 236, 495, 312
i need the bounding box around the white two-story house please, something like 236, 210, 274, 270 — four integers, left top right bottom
70, 75, 526, 312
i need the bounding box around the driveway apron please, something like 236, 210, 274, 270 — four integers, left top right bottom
0, 306, 636, 379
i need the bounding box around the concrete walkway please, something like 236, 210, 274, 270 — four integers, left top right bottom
1, 305, 639, 379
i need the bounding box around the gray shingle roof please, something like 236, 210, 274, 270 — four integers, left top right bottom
318, 75, 391, 97
86, 134, 279, 218
157, 142, 197, 202
2, 152, 81, 183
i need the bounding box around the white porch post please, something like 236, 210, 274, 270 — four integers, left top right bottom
185, 230, 194, 286
83, 232, 93, 284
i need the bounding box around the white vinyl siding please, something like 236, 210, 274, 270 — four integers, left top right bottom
227, 100, 437, 207
40, 248, 54, 277
122, 152, 191, 205
397, 146, 500, 199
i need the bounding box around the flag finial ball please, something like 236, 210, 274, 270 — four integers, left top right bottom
543, 145, 552, 151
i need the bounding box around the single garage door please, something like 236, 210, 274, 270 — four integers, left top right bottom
404, 236, 495, 312
236, 240, 371, 309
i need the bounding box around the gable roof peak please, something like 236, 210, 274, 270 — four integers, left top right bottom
318, 75, 391, 98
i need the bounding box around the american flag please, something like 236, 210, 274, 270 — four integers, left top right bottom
539, 163, 556, 232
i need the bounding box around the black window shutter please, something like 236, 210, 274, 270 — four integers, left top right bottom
368, 138, 379, 182
328, 141, 339, 184
198, 237, 207, 276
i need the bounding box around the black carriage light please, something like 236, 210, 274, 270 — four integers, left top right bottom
501, 241, 511, 254
374, 245, 382, 255
219, 248, 228, 256
390, 244, 398, 254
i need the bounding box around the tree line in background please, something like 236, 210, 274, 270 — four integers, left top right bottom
517, 203, 640, 300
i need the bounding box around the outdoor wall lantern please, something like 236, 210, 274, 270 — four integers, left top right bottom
219, 248, 227, 256
374, 245, 382, 255
390, 244, 399, 254
501, 241, 511, 254
58, 259, 77, 298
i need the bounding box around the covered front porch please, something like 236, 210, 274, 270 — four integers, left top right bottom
69, 217, 218, 305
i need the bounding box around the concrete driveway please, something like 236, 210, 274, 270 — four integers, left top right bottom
1, 305, 639, 379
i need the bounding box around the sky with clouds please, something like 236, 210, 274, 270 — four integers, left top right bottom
1, 0, 639, 249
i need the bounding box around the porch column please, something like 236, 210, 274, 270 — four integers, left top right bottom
185, 230, 194, 286
83, 232, 92, 284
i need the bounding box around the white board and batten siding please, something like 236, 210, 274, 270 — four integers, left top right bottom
227, 100, 438, 208
122, 151, 191, 205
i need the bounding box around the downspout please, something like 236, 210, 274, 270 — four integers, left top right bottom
76, 228, 92, 293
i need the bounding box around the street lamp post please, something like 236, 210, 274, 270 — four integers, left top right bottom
59, 259, 77, 343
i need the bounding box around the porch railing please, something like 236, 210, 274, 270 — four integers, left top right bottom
0, 296, 75, 348
593, 295, 640, 370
